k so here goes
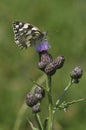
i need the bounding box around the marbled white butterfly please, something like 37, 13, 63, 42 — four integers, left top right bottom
12, 21, 46, 49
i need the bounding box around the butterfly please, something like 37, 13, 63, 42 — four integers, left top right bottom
12, 21, 46, 49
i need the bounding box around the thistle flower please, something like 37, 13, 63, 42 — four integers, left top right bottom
13, 21, 84, 130
35, 41, 51, 52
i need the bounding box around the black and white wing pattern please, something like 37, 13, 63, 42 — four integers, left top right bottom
12, 21, 45, 49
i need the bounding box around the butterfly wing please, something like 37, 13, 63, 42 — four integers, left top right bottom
12, 21, 44, 49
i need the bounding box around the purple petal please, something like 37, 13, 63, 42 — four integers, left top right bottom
35, 41, 51, 52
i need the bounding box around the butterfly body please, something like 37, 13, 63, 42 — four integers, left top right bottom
12, 21, 46, 49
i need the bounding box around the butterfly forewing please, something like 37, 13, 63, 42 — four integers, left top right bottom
12, 21, 45, 49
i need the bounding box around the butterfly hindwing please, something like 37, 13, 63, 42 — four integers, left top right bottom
12, 21, 44, 49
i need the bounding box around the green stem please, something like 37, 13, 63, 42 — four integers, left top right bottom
53, 79, 73, 114
35, 114, 43, 130
46, 75, 53, 130
58, 98, 86, 110
65, 98, 86, 106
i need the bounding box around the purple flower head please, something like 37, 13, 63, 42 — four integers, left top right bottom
35, 41, 51, 52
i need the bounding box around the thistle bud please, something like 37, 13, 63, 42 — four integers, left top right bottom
44, 56, 65, 76
26, 93, 39, 107
38, 51, 53, 71
38, 61, 46, 70
34, 86, 45, 98
35, 93, 43, 101
44, 62, 56, 76
53, 56, 65, 69
70, 66, 83, 79
32, 104, 40, 113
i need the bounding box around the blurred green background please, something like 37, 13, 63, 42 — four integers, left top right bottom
0, 0, 86, 130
